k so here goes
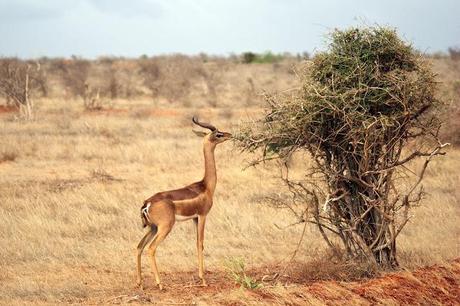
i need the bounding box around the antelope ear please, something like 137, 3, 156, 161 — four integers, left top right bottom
192, 130, 207, 137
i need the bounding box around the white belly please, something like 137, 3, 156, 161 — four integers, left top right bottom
175, 214, 198, 222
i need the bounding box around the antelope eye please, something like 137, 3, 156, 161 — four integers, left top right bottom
216, 133, 223, 138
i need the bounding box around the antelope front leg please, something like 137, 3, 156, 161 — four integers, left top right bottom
196, 215, 207, 286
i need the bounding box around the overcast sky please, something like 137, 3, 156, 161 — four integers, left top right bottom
0, 0, 459, 58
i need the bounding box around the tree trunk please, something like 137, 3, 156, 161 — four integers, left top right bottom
23, 66, 33, 120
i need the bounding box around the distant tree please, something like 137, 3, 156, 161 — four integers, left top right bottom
242, 52, 257, 64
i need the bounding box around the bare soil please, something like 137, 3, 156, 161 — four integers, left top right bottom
80, 259, 460, 305
0, 105, 16, 114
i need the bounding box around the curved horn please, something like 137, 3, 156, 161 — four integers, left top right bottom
192, 116, 216, 131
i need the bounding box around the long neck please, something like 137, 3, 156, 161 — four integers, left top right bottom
203, 143, 217, 193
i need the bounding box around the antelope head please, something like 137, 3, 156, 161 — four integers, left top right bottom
192, 116, 232, 145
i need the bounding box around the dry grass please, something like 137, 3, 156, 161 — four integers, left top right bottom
0, 60, 459, 305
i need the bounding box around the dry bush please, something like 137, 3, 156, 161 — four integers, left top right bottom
108, 72, 118, 100
448, 46, 460, 61
0, 148, 18, 163
139, 55, 206, 104
0, 58, 46, 119
435, 59, 460, 145
98, 60, 120, 100
244, 77, 256, 105
442, 81, 460, 145
52, 57, 103, 110
111, 60, 142, 99
94, 57, 140, 101
198, 62, 224, 107
290, 256, 377, 282
52, 57, 90, 97
138, 57, 161, 99
26, 61, 48, 99
236, 27, 448, 268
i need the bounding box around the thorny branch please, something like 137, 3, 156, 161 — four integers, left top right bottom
235, 27, 448, 267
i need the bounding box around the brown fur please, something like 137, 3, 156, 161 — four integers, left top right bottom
141, 181, 207, 227
144, 181, 206, 203
136, 121, 231, 290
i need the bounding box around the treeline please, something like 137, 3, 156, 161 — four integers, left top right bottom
0, 51, 459, 123
0, 52, 305, 113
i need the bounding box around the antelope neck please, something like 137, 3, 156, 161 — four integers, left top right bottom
203, 143, 217, 193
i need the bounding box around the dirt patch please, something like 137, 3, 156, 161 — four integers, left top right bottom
87, 270, 239, 305
350, 259, 460, 305
84, 108, 129, 116
0, 105, 17, 114
80, 259, 460, 305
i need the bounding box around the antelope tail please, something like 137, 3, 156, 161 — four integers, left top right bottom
140, 201, 151, 228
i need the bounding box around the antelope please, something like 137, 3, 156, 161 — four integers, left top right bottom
136, 116, 232, 290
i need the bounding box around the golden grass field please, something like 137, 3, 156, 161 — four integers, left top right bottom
0, 59, 459, 305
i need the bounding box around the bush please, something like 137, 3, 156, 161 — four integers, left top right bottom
0, 58, 45, 119
441, 80, 460, 145
139, 55, 206, 104
253, 51, 283, 63
448, 46, 460, 61
242, 52, 257, 64
52, 58, 107, 110
0, 148, 18, 163
52, 58, 90, 98
236, 27, 448, 268
224, 258, 262, 289
241, 51, 284, 64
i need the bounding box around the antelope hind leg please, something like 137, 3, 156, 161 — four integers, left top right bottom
136, 226, 157, 288
147, 224, 173, 290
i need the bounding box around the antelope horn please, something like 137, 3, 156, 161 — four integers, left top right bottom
192, 116, 216, 131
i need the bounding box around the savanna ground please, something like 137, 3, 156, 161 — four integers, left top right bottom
0, 57, 459, 305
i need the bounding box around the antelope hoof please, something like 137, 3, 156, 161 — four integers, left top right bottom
201, 279, 208, 287
158, 283, 164, 291
136, 280, 144, 290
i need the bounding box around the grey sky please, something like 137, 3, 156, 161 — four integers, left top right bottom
0, 0, 459, 58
